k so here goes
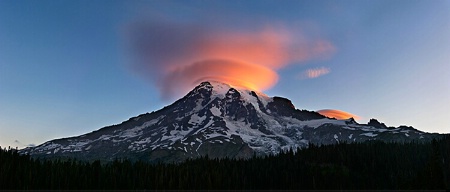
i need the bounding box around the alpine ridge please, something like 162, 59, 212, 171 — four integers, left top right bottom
21, 81, 442, 163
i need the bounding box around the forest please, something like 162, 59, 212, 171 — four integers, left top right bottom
1, 135, 449, 190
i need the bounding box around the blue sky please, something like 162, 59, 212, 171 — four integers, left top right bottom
1, 0, 449, 149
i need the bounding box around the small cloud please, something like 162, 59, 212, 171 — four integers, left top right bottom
299, 67, 330, 79
27, 144, 36, 147
317, 109, 360, 120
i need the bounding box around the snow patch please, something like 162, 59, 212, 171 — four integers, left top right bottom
189, 114, 206, 125
360, 132, 378, 137
209, 81, 231, 99
210, 106, 222, 116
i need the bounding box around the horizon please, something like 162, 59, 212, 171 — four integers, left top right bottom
1, 0, 449, 149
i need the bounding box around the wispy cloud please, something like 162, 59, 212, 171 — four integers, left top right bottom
299, 67, 331, 79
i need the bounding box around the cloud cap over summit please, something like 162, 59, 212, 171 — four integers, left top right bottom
125, 19, 335, 99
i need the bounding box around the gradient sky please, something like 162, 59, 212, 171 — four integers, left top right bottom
1, 0, 449, 149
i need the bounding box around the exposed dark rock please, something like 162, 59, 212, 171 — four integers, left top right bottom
368, 118, 388, 129
21, 81, 443, 163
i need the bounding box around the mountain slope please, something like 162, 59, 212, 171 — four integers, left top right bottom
21, 81, 442, 163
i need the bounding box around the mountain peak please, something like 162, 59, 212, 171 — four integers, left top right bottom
191, 81, 273, 108
21, 80, 442, 163
200, 81, 268, 96
367, 118, 387, 129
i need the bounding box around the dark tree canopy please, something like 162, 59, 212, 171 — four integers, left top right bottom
1, 135, 449, 190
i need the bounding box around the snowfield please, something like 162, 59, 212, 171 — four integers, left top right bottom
21, 81, 438, 161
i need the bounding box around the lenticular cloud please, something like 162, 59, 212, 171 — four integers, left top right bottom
125, 20, 334, 100
317, 109, 360, 120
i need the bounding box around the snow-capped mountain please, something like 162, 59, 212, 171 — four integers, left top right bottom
21, 81, 442, 163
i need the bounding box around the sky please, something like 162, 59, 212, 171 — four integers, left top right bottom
1, 0, 449, 149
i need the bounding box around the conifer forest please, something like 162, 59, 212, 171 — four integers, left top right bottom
1, 136, 449, 190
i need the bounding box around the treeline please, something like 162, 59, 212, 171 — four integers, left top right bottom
1, 136, 449, 190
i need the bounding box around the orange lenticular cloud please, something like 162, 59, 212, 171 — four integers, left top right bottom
317, 109, 360, 120
198, 28, 292, 69
126, 20, 335, 99
161, 59, 278, 98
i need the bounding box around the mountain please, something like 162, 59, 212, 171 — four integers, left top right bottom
21, 81, 442, 163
